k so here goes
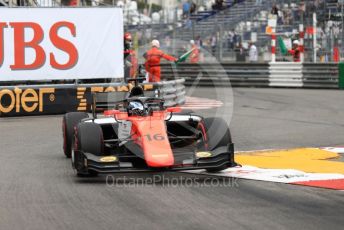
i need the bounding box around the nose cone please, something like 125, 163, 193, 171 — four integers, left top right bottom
132, 118, 174, 168
145, 152, 174, 168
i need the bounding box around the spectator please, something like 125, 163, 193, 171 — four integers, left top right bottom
190, 1, 197, 14
123, 32, 138, 81
318, 45, 326, 63
195, 35, 203, 48
185, 18, 192, 29
212, 0, 224, 11
189, 40, 200, 63
152, 12, 160, 24
277, 7, 284, 24
210, 35, 217, 56
271, 5, 278, 15
248, 41, 258, 62
205, 0, 213, 10
195, 35, 204, 62
17, 0, 25, 6
198, 5, 205, 12
183, 1, 191, 18
227, 31, 234, 51
117, 0, 124, 8
235, 43, 245, 62
298, 2, 306, 20
218, 0, 224, 8
233, 32, 241, 47
68, 0, 78, 6
284, 8, 292, 25
305, 1, 314, 18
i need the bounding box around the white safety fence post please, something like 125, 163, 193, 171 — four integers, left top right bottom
313, 13, 317, 63
271, 27, 276, 63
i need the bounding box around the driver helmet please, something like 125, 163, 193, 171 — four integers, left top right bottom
128, 101, 146, 116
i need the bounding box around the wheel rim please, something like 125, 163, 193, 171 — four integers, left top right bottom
71, 137, 76, 168
71, 149, 75, 166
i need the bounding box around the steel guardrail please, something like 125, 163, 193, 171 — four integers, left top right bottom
160, 62, 340, 89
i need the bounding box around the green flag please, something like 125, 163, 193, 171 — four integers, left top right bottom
175, 48, 196, 64
278, 36, 288, 56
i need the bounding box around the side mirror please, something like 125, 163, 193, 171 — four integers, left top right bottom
104, 110, 121, 116
166, 107, 182, 113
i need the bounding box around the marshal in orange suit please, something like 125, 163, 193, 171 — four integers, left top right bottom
143, 40, 177, 82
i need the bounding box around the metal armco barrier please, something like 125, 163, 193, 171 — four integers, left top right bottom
269, 63, 303, 87
161, 62, 341, 89
303, 63, 339, 89
155, 79, 186, 107
338, 63, 344, 90
161, 63, 270, 87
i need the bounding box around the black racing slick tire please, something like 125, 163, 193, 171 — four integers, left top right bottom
75, 122, 104, 156
198, 117, 233, 173
73, 122, 104, 177
62, 112, 88, 158
200, 117, 232, 150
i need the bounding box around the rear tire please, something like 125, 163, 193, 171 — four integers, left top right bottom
62, 112, 88, 158
198, 117, 233, 173
73, 122, 104, 177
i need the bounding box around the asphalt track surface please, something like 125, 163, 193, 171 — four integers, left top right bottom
0, 87, 343, 230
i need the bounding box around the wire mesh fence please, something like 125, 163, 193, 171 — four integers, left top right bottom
2, 0, 343, 62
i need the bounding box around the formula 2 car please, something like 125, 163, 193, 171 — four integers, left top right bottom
62, 79, 236, 176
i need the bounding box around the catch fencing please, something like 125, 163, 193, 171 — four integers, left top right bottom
0, 62, 341, 117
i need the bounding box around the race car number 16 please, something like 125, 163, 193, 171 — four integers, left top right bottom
144, 134, 165, 141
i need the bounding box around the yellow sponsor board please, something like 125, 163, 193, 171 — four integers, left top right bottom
0, 87, 55, 113
0, 84, 155, 115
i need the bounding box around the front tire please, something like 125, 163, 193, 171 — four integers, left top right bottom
62, 112, 88, 158
198, 117, 233, 173
73, 122, 104, 177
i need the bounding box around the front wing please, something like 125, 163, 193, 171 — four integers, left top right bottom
81, 144, 235, 173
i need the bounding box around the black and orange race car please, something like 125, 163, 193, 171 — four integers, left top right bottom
62, 79, 236, 176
